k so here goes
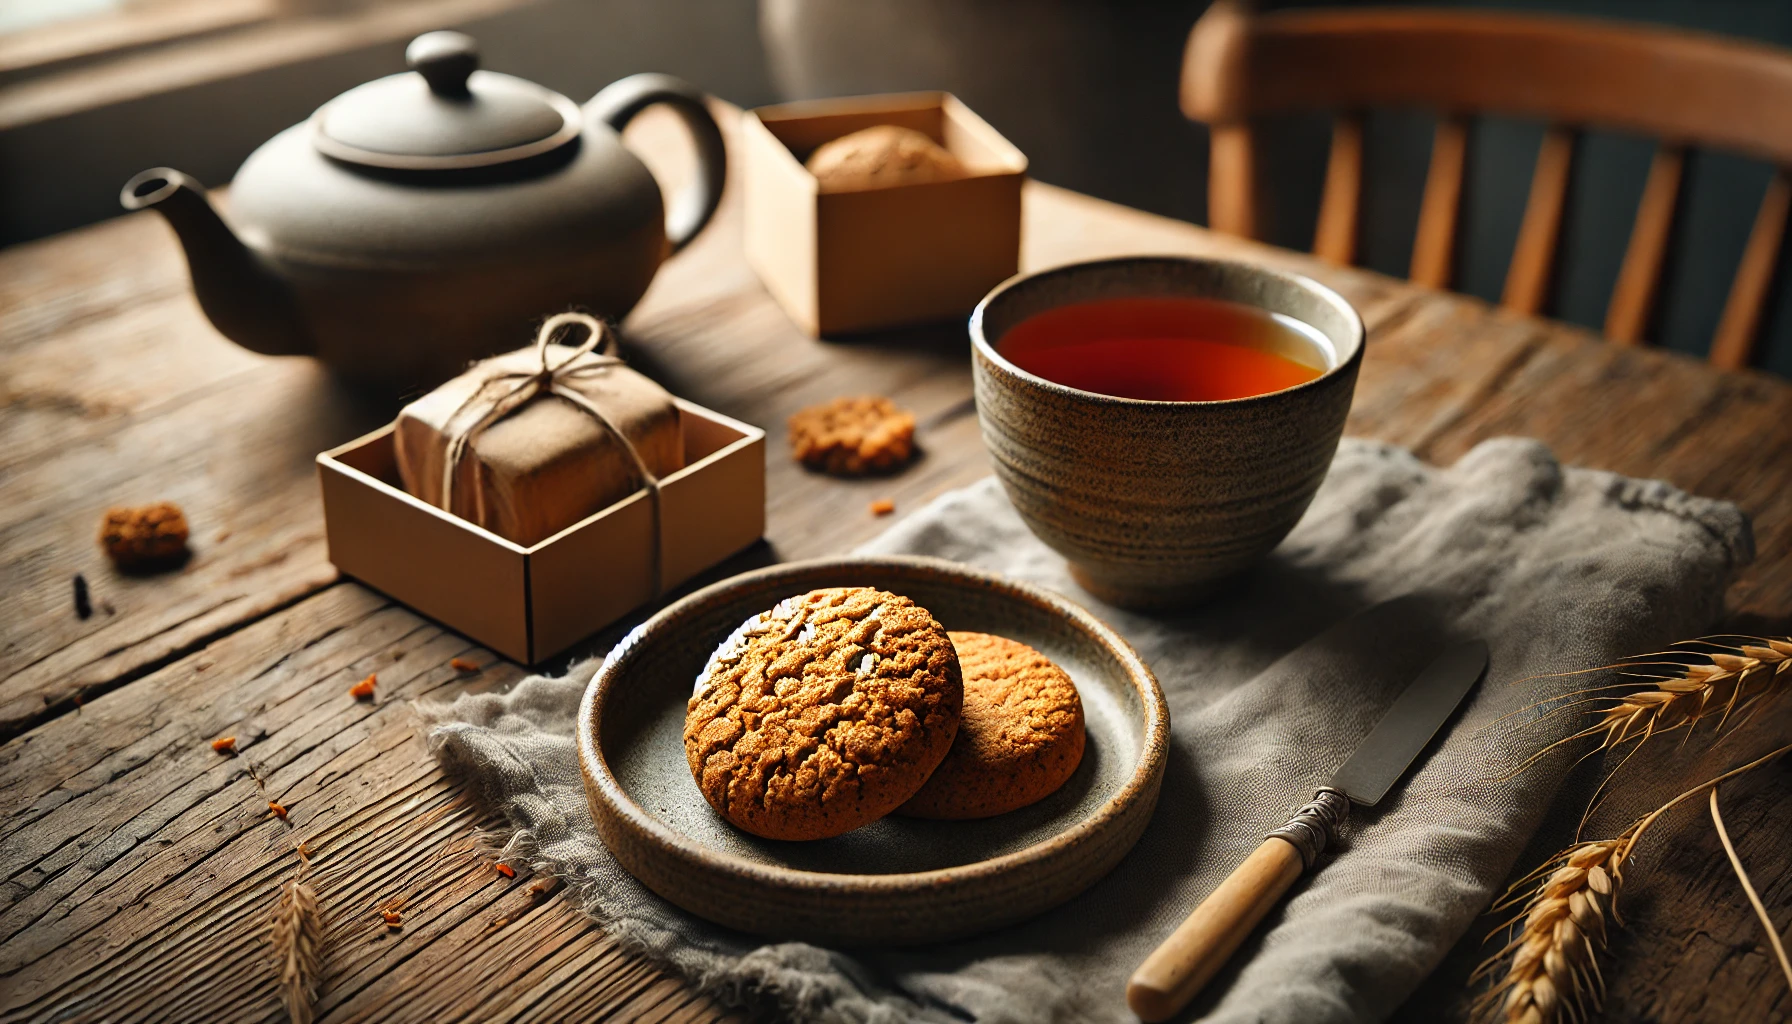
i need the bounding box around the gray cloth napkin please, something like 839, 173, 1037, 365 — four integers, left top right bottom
426, 437, 1751, 1023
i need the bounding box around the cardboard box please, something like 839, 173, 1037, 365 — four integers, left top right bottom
317, 399, 765, 664
743, 92, 1027, 336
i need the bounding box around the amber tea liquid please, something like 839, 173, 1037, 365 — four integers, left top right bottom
996, 296, 1330, 401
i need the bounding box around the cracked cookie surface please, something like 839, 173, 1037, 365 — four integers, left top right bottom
684, 587, 962, 840
899, 632, 1085, 820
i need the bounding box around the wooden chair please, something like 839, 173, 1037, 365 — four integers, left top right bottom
1180, 1, 1792, 369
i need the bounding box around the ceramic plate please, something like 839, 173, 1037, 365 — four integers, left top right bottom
577, 555, 1169, 945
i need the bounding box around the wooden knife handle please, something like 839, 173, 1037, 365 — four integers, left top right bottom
1126, 789, 1350, 1022
1126, 837, 1304, 1021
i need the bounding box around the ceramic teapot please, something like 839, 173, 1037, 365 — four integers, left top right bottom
121, 31, 726, 385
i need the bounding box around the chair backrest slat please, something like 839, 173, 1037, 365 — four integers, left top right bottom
1501, 125, 1575, 316
1314, 113, 1364, 265
1181, 1, 1792, 366
1410, 114, 1470, 289
1711, 169, 1792, 370
1209, 124, 1258, 239
1181, 6, 1792, 166
1605, 145, 1685, 344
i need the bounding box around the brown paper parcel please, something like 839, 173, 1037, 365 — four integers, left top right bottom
395, 315, 683, 547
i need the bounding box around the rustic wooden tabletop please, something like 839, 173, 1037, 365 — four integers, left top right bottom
3, 104, 1790, 1024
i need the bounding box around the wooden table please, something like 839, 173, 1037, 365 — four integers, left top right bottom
4, 105, 1790, 1024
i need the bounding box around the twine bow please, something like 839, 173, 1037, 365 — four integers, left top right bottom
440, 311, 663, 593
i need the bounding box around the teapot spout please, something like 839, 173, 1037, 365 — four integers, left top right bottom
122, 168, 310, 357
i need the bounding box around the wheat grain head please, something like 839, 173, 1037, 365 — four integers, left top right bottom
1472, 837, 1627, 1024
1476, 741, 1792, 1023
1508, 638, 1790, 780
271, 849, 323, 1024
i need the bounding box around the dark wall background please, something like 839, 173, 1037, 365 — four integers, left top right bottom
0, 0, 780, 246
1259, 0, 1792, 377
762, 0, 1792, 377
5, 0, 1790, 375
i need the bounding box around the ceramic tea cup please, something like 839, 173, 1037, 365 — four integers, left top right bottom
970, 255, 1364, 608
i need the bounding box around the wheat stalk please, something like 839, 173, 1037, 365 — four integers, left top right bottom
1508, 638, 1791, 781
1709, 787, 1792, 992
1475, 742, 1792, 1023
271, 846, 323, 1024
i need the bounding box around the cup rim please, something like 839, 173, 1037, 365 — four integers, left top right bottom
968, 254, 1366, 408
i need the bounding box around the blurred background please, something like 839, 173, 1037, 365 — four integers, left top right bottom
2, 0, 1789, 374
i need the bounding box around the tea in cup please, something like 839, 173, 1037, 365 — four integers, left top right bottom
970, 256, 1364, 607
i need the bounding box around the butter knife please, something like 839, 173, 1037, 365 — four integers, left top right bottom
1127, 640, 1490, 1021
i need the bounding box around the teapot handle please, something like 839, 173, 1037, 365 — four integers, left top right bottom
587, 74, 727, 255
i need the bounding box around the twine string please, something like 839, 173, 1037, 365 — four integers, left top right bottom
438, 312, 664, 594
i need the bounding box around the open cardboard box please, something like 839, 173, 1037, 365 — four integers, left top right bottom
743, 91, 1027, 336
317, 399, 765, 664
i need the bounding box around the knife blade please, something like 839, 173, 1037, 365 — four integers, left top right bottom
1331, 640, 1489, 806
1126, 640, 1489, 1022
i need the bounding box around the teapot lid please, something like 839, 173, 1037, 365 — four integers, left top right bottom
312, 31, 582, 171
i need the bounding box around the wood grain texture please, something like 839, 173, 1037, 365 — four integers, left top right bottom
2, 99, 1792, 1023
1605, 144, 1684, 345
0, 584, 735, 1024
0, 211, 386, 742
1127, 837, 1305, 1021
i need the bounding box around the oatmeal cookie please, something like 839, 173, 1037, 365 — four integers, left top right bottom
805, 125, 967, 192
788, 396, 915, 476
684, 587, 962, 840
899, 632, 1085, 820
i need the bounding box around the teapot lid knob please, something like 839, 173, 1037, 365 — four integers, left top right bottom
407, 31, 478, 97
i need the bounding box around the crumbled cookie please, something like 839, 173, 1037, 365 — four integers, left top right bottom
98, 502, 190, 571
899, 632, 1085, 820
788, 396, 916, 476
806, 125, 967, 192
684, 587, 962, 840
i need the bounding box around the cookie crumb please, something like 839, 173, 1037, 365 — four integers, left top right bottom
73, 574, 92, 619
870, 498, 895, 516
788, 396, 916, 476
382, 909, 403, 929
99, 502, 190, 571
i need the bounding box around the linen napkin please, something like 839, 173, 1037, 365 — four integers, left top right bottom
426, 437, 1751, 1023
